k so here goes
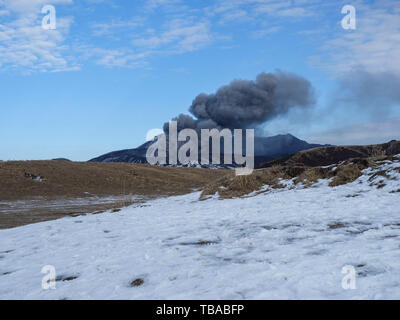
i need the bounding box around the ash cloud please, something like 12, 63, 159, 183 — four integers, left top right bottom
336, 69, 400, 116
164, 70, 316, 132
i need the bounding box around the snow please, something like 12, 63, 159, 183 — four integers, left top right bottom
1, 159, 400, 299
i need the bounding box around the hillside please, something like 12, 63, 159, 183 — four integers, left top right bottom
201, 155, 400, 199
258, 140, 400, 168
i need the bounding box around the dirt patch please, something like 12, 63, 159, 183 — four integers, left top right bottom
346, 194, 361, 198
262, 225, 278, 231
180, 240, 220, 246
130, 278, 144, 287
195, 240, 219, 246
56, 275, 79, 282
328, 222, 348, 229
376, 182, 387, 189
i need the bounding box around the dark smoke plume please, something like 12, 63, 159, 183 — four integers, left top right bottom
164, 70, 316, 132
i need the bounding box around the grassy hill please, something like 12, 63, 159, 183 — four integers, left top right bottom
0, 161, 228, 201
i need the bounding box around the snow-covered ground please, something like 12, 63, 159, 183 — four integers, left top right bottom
1, 158, 400, 299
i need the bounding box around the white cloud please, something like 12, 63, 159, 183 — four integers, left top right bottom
0, 0, 324, 73
3, 0, 72, 13
145, 0, 183, 11
0, 0, 77, 72
91, 18, 144, 37
277, 7, 312, 17
312, 0, 400, 74
210, 0, 317, 22
94, 49, 150, 68
251, 26, 280, 38
133, 18, 213, 54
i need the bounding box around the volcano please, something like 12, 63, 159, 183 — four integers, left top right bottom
89, 134, 327, 167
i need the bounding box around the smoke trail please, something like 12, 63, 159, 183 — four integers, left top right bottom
164, 70, 316, 132
336, 69, 400, 116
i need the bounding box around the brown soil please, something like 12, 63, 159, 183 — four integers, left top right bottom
130, 278, 144, 287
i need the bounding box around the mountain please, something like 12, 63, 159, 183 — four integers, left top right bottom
89, 140, 154, 164
253, 134, 327, 165
89, 134, 327, 166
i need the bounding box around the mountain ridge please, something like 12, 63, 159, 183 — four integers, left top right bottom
258, 139, 400, 168
89, 133, 328, 166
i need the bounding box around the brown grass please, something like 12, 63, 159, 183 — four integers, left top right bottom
200, 166, 289, 199
0, 161, 228, 201
0, 161, 228, 229
295, 167, 332, 186
368, 170, 390, 182
329, 164, 362, 187
201, 157, 387, 199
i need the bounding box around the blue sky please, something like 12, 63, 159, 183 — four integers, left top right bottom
1, 0, 400, 161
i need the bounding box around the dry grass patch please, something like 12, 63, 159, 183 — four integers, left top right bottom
329, 164, 362, 187
329, 158, 376, 187
200, 167, 290, 199
368, 170, 390, 182
201, 157, 386, 199
295, 167, 332, 186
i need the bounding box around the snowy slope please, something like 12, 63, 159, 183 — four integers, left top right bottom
1, 158, 400, 299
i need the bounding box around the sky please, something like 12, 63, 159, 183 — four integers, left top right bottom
1, 0, 400, 161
